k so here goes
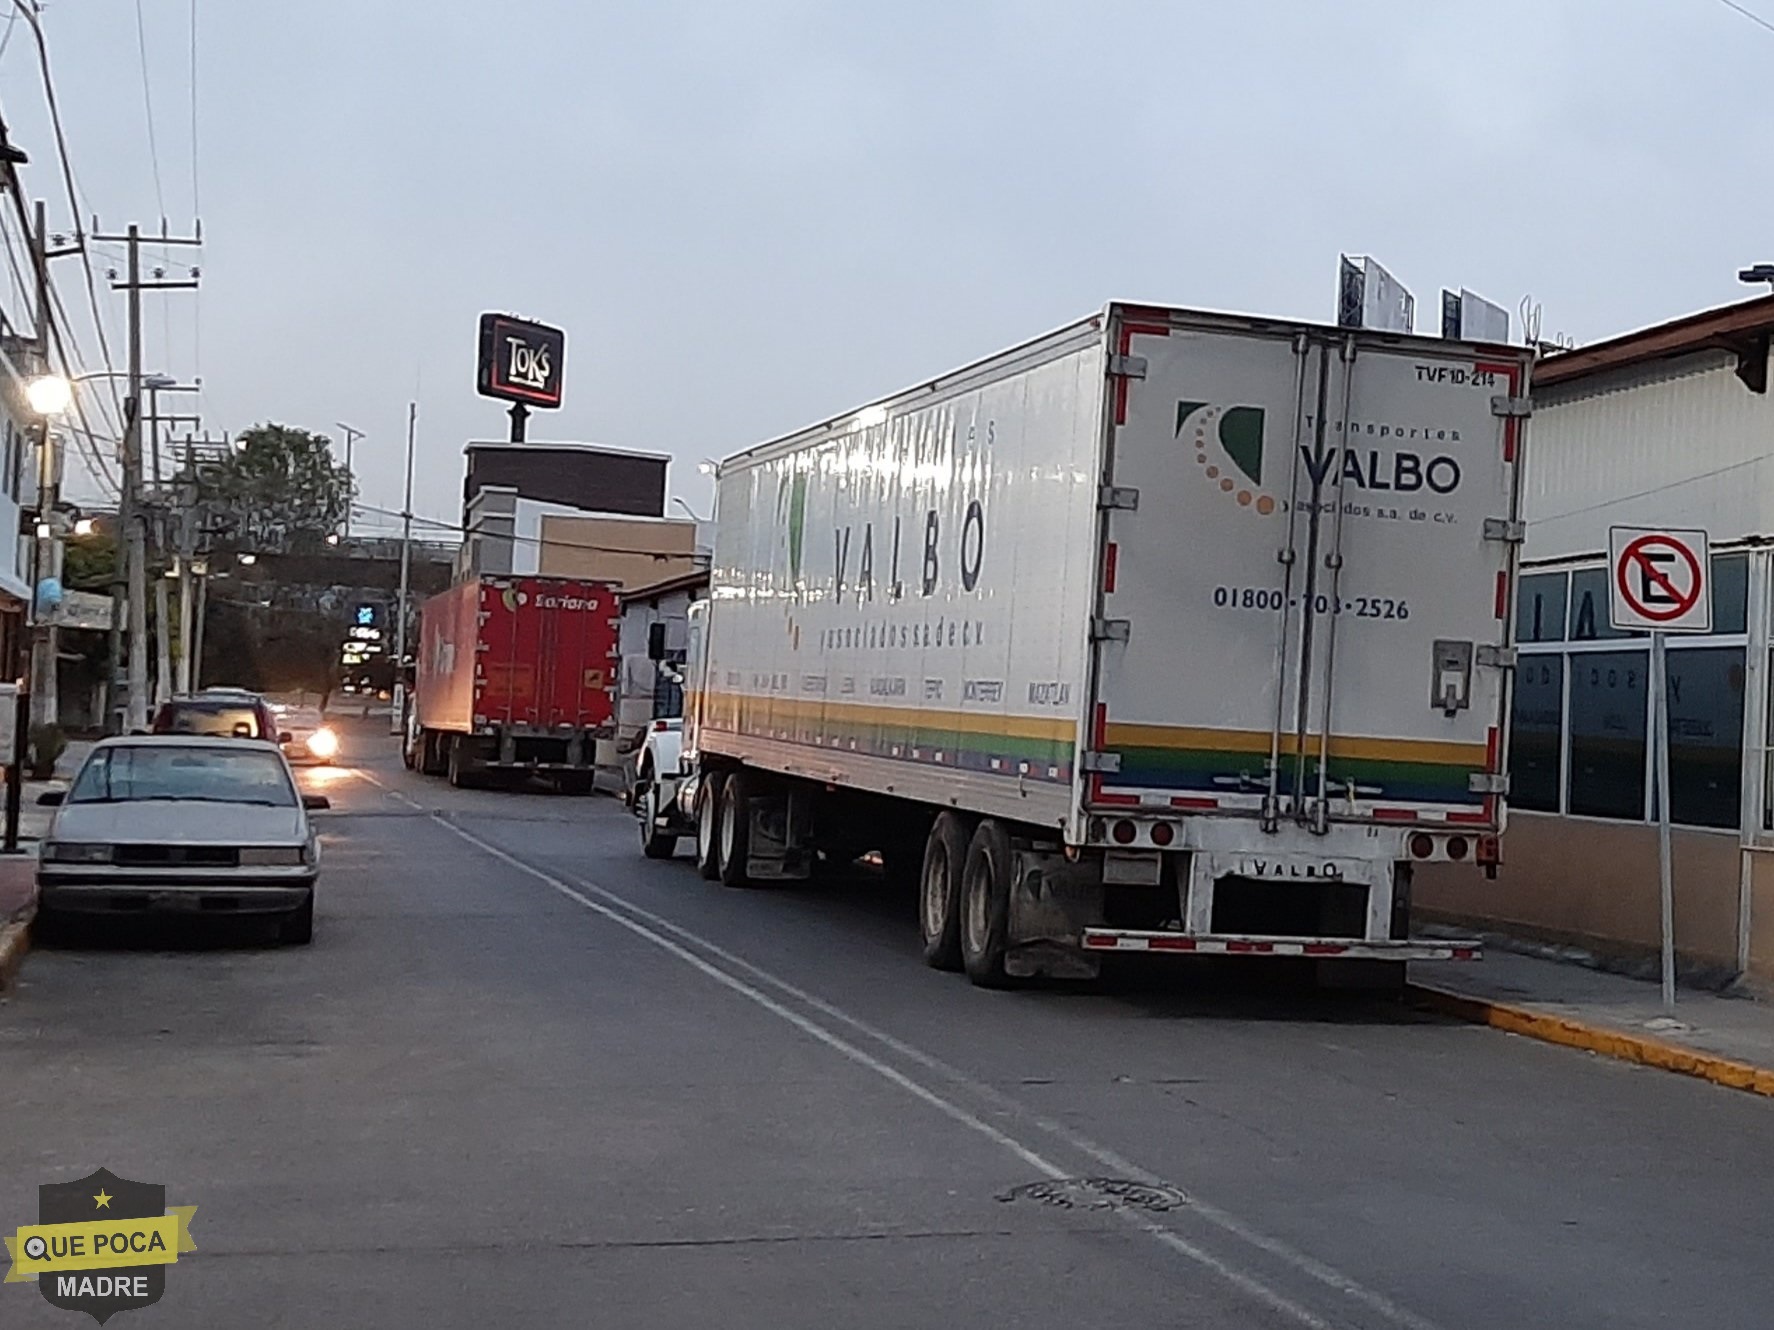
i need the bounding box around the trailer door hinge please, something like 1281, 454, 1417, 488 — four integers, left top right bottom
1482, 517, 1526, 543
1490, 394, 1532, 418
1091, 617, 1131, 643
1476, 645, 1516, 668
1098, 484, 1140, 511
1108, 354, 1148, 380
1081, 750, 1123, 774
1469, 772, 1510, 795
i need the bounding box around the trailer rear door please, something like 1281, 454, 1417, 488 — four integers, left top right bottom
1090, 306, 1529, 829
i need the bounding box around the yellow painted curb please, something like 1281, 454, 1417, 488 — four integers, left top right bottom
1408, 983, 1774, 1099
0, 913, 30, 992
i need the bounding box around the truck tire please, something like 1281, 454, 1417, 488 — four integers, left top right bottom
638, 780, 679, 860
960, 819, 1015, 989
695, 773, 724, 880
447, 737, 472, 789
919, 812, 972, 971
718, 769, 756, 888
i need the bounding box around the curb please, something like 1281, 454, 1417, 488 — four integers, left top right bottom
1407, 983, 1774, 1099
0, 908, 31, 993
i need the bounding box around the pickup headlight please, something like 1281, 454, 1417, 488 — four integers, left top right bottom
239, 846, 307, 866
42, 843, 113, 864
305, 727, 339, 759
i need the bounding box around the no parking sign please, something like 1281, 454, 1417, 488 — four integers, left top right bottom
1608, 527, 1711, 634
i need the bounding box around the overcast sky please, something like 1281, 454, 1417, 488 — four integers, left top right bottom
5, 0, 1772, 528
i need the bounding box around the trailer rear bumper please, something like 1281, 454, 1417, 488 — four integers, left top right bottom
1081, 929, 1481, 961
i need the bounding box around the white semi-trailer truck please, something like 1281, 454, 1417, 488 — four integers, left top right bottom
641, 303, 1531, 987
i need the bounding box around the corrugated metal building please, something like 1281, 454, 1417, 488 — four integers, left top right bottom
1418, 295, 1774, 983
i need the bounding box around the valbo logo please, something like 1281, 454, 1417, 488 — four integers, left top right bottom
1175, 401, 1278, 516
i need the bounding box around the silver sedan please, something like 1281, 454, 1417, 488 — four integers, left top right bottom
35, 736, 329, 944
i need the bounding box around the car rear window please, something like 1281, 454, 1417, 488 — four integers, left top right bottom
155, 702, 264, 738
69, 745, 298, 807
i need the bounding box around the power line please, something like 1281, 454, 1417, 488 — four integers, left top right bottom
132, 0, 167, 223
10, 2, 128, 431
1714, 0, 1774, 36
1536, 450, 1773, 523
349, 500, 699, 559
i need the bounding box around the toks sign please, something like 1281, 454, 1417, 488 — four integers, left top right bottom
477, 313, 566, 409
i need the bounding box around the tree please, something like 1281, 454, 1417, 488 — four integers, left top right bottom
207, 424, 352, 554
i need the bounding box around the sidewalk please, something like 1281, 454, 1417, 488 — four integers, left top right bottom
1411, 948, 1774, 1096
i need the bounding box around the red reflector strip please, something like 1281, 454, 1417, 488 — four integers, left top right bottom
1453, 947, 1477, 961
1103, 541, 1119, 593
1170, 796, 1218, 810
1303, 943, 1348, 956
1094, 791, 1141, 808
1148, 935, 1195, 952
1494, 571, 1509, 619
1445, 810, 1491, 825
1373, 808, 1419, 822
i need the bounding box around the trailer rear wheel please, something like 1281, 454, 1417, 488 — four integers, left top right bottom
694, 773, 724, 880
960, 819, 1015, 988
718, 770, 756, 888
919, 812, 972, 971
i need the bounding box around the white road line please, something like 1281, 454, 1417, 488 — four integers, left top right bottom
425, 809, 1337, 1330
359, 769, 1440, 1330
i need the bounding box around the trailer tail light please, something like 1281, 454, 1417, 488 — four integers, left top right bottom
1409, 833, 1434, 860
1149, 821, 1175, 848
1446, 835, 1469, 861
1477, 836, 1501, 866
653, 720, 671, 732
1111, 820, 1137, 845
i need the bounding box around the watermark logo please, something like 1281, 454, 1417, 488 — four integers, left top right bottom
5, 1169, 197, 1324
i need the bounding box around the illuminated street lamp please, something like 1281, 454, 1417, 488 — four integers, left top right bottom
25, 373, 72, 418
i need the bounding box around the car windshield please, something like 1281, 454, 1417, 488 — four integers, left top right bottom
68, 745, 298, 807
157, 702, 264, 738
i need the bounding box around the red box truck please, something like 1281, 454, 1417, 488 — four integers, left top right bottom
403, 576, 619, 792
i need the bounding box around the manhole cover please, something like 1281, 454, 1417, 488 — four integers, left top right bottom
998, 1177, 1189, 1213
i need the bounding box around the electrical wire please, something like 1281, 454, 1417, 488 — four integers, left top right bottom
9, 2, 128, 432
1535, 450, 1774, 524
1714, 0, 1774, 37
132, 0, 167, 224
348, 500, 700, 559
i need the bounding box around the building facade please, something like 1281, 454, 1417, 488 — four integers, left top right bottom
1417, 295, 1774, 983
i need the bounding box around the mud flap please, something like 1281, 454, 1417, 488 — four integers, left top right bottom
745, 785, 814, 882
1005, 844, 1103, 980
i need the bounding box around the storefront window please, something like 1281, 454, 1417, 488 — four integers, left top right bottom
1508, 655, 1563, 812
1662, 647, 1744, 830
1711, 554, 1748, 635
1568, 568, 1641, 641
1516, 572, 1567, 644
1567, 650, 1647, 819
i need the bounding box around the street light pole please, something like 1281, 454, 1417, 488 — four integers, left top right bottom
391, 403, 415, 736
336, 423, 363, 540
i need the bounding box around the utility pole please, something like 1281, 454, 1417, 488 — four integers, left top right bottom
391, 402, 415, 735
94, 220, 200, 732
174, 438, 199, 693
27, 199, 55, 731
336, 423, 363, 540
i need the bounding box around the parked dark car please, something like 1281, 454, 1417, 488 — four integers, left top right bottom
151, 692, 284, 744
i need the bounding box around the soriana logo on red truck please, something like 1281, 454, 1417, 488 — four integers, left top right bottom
476, 578, 617, 726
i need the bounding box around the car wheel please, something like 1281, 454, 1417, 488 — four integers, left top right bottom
281, 893, 314, 946
638, 781, 678, 859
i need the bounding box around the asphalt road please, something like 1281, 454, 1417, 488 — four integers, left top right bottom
4, 721, 1773, 1328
